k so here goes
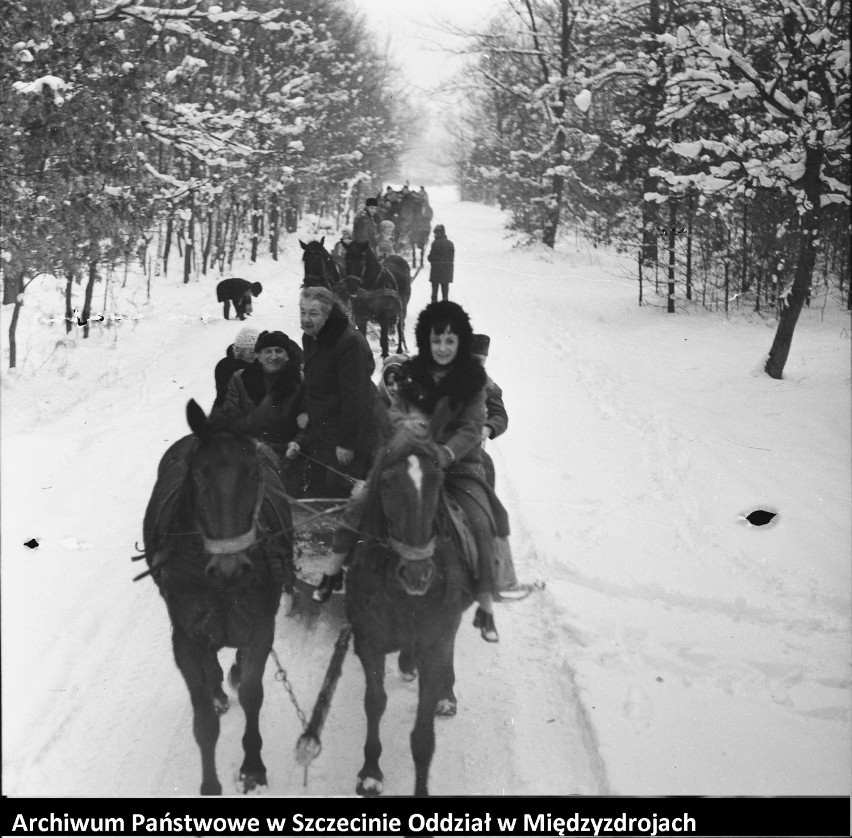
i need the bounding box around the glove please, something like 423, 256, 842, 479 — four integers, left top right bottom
435, 444, 455, 469
296, 412, 309, 430
285, 441, 301, 460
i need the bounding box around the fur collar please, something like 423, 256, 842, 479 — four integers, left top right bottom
303, 305, 350, 352
242, 359, 301, 406
400, 355, 486, 413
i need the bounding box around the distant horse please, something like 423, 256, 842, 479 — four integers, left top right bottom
142, 400, 294, 795
345, 405, 474, 797
395, 193, 433, 268
343, 241, 411, 358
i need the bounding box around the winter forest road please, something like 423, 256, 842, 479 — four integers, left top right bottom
1, 189, 607, 797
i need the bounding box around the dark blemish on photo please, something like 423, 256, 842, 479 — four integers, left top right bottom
24, 538, 39, 549
745, 510, 777, 526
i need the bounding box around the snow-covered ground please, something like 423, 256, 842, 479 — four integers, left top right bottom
2, 186, 850, 798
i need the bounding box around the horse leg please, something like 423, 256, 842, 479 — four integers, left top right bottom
435, 633, 458, 717
235, 635, 272, 792
379, 319, 390, 359
203, 651, 229, 715
355, 643, 387, 797
410, 649, 446, 797
222, 300, 230, 320
398, 646, 417, 682
172, 629, 222, 795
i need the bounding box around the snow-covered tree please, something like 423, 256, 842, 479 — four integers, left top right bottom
654, 0, 850, 377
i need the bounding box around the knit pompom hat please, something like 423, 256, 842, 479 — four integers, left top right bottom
233, 326, 260, 353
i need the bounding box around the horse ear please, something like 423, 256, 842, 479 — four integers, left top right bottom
319, 236, 325, 246
429, 397, 453, 440
299, 240, 307, 250
186, 399, 208, 439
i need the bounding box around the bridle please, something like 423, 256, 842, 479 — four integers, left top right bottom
192, 441, 266, 556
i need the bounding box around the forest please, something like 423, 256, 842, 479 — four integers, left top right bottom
2, 0, 850, 379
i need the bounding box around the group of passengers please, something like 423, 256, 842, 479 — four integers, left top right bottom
211, 287, 511, 643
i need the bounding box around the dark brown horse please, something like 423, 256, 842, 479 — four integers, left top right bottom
343, 240, 411, 358
345, 406, 474, 797
299, 238, 351, 314
141, 400, 293, 795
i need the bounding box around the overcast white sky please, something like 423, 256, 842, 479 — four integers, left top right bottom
350, 0, 499, 91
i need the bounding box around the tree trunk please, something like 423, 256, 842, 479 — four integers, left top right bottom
65, 272, 75, 335
667, 203, 676, 313
183, 191, 195, 285
685, 197, 693, 301
5, 272, 24, 369
269, 200, 280, 261
81, 258, 98, 339
250, 193, 261, 263
163, 211, 173, 277
765, 145, 823, 379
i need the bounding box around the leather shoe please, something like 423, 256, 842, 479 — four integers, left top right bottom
472, 607, 499, 643
312, 572, 343, 603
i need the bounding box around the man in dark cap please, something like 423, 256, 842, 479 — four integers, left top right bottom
352, 197, 380, 254
214, 329, 303, 450
216, 277, 263, 320
427, 224, 454, 302
471, 333, 508, 490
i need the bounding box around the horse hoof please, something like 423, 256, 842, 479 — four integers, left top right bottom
228, 664, 241, 690
238, 771, 268, 794
356, 776, 384, 797
213, 694, 230, 715
398, 667, 417, 683
435, 698, 457, 717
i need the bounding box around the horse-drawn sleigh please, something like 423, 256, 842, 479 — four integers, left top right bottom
300, 236, 412, 359
135, 398, 509, 797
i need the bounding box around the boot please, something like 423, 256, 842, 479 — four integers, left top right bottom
472, 607, 499, 643
312, 571, 344, 603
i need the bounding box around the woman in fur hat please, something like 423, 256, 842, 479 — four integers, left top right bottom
317, 301, 508, 642
214, 329, 303, 450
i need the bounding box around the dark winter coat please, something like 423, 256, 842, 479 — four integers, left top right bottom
213, 345, 254, 410
298, 304, 377, 454
215, 358, 302, 447
216, 277, 254, 304
427, 234, 455, 285
484, 376, 508, 440
352, 210, 380, 251
398, 354, 487, 471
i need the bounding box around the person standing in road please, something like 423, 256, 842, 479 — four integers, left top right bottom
427, 224, 454, 303
352, 197, 380, 256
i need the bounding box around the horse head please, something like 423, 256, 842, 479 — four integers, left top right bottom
373, 402, 453, 596
343, 240, 368, 278
300, 238, 339, 287
186, 399, 264, 587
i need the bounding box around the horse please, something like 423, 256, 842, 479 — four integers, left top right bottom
345, 405, 474, 797
395, 193, 433, 268
343, 240, 411, 358
299, 238, 351, 315
141, 400, 294, 795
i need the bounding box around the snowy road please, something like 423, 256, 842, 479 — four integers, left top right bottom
2, 187, 849, 798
